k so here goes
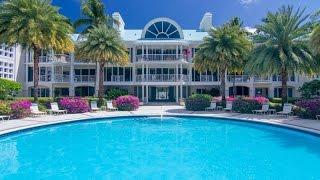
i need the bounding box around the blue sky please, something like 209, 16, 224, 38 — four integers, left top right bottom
52, 0, 320, 29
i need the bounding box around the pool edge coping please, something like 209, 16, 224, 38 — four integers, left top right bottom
1, 114, 320, 138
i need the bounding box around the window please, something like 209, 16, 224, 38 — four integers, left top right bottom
31, 88, 50, 97
144, 21, 181, 39
274, 88, 293, 98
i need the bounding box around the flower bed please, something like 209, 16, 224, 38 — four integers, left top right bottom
295, 98, 320, 119
232, 97, 269, 114
114, 95, 139, 111
59, 97, 90, 113
185, 94, 212, 111
10, 99, 31, 119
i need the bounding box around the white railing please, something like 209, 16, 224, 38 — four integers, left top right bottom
135, 54, 185, 62
74, 75, 95, 83
227, 75, 250, 83
254, 76, 271, 83
272, 75, 295, 82
111, 75, 126, 82
54, 75, 70, 82
199, 75, 219, 82
37, 54, 71, 63
136, 74, 188, 82
39, 75, 52, 82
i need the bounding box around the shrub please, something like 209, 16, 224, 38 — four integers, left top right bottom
0, 101, 11, 115
0, 78, 22, 100
185, 94, 212, 111
10, 100, 31, 119
232, 97, 262, 114
106, 88, 128, 100
114, 95, 139, 111
254, 96, 269, 104
295, 98, 320, 119
59, 97, 90, 113
299, 80, 320, 98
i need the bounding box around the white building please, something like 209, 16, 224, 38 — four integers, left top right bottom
20, 12, 312, 102
0, 44, 24, 81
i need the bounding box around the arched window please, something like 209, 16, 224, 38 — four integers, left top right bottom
143, 19, 182, 39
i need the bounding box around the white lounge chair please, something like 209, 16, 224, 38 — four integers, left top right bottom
0, 115, 10, 121
90, 101, 100, 111
107, 101, 118, 111
206, 102, 217, 111
30, 104, 47, 116
316, 115, 320, 120
277, 103, 293, 117
253, 104, 270, 115
224, 101, 233, 111
50, 102, 67, 115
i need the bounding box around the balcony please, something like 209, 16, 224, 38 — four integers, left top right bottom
199, 75, 219, 82
74, 75, 95, 83
36, 54, 71, 63
135, 54, 185, 62
54, 75, 70, 83
254, 76, 271, 83
39, 75, 52, 82
227, 75, 250, 83
272, 75, 296, 82
136, 74, 188, 82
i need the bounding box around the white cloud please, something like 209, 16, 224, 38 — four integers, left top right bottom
239, 0, 258, 5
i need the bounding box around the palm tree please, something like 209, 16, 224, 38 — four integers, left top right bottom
245, 6, 317, 104
194, 21, 251, 100
76, 25, 129, 105
311, 10, 320, 55
0, 0, 74, 102
74, 0, 115, 34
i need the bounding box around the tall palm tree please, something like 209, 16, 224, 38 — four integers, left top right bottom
0, 0, 74, 102
76, 25, 129, 105
74, 0, 115, 34
245, 6, 317, 104
194, 21, 251, 100
311, 10, 320, 55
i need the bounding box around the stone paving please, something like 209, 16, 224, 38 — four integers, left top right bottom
1, 105, 320, 136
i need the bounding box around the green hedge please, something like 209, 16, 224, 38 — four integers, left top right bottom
185, 94, 212, 111
232, 98, 261, 114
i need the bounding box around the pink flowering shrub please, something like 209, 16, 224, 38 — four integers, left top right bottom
254, 96, 269, 104
10, 99, 32, 119
295, 98, 320, 119
114, 95, 139, 111
226, 96, 236, 102
59, 97, 90, 113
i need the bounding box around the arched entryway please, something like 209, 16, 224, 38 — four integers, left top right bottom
229, 86, 250, 96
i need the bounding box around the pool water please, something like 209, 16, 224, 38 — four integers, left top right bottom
1, 116, 320, 179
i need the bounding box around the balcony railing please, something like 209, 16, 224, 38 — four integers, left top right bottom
74, 75, 95, 83
54, 75, 70, 83
254, 76, 271, 83
36, 54, 71, 63
39, 75, 52, 82
135, 54, 185, 62
199, 75, 219, 82
136, 74, 188, 82
227, 75, 250, 83
272, 75, 296, 82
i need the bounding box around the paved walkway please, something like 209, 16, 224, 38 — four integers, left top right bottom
1, 105, 320, 136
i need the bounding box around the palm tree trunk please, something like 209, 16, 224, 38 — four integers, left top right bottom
98, 62, 105, 106
220, 68, 226, 101
281, 67, 288, 105
232, 73, 236, 97
33, 46, 41, 102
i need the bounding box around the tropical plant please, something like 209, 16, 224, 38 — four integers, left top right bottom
0, 78, 22, 100
10, 99, 32, 119
0, 0, 74, 102
75, 25, 129, 105
295, 98, 320, 119
310, 10, 320, 55
74, 0, 115, 34
299, 79, 320, 98
59, 97, 90, 113
185, 94, 212, 111
194, 19, 252, 100
114, 95, 140, 111
0, 101, 11, 115
245, 6, 318, 104
105, 88, 129, 100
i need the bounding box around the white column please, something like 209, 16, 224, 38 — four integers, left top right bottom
146, 85, 149, 103
188, 66, 192, 82
142, 85, 145, 102
176, 85, 179, 103
70, 53, 75, 96
176, 45, 179, 59
133, 47, 136, 62
132, 65, 136, 82
142, 64, 144, 81
95, 63, 100, 97
175, 64, 178, 81
180, 85, 183, 99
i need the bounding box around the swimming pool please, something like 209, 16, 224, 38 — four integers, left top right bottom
0, 116, 320, 179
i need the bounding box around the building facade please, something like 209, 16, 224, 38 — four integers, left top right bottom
21, 13, 312, 103
0, 44, 24, 81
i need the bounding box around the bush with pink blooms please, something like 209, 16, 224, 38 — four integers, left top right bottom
59, 97, 90, 113
10, 99, 32, 119
295, 98, 320, 119
114, 95, 140, 111
232, 97, 269, 114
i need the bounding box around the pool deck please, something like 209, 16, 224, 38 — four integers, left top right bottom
1, 105, 320, 136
